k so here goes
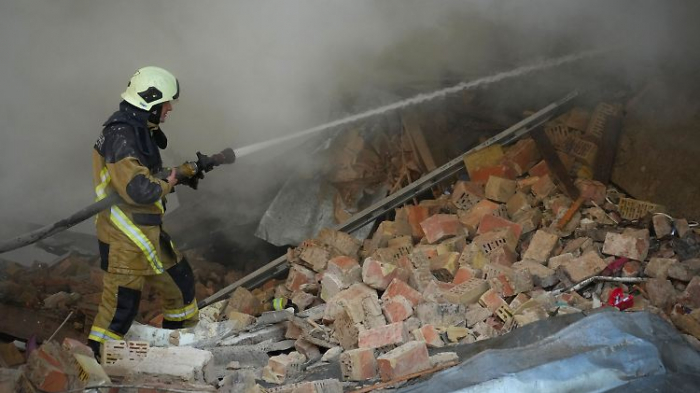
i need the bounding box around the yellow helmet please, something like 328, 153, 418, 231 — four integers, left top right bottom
121, 66, 179, 111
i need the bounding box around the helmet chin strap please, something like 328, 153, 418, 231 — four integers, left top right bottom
148, 103, 163, 125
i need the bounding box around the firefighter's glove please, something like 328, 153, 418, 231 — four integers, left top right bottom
181, 171, 205, 190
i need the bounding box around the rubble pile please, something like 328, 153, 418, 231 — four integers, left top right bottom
3, 103, 700, 392
0, 249, 234, 340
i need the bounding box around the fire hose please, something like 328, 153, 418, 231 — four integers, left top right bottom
0, 148, 236, 254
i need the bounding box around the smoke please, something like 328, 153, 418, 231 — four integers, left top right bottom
0, 0, 697, 248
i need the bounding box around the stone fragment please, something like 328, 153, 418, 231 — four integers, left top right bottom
602, 230, 650, 261
523, 230, 559, 263
415, 303, 467, 327
420, 214, 464, 244
548, 253, 575, 271
668, 264, 692, 282
294, 339, 321, 363
225, 287, 264, 317
645, 279, 677, 309
339, 348, 377, 381
557, 251, 608, 283
621, 261, 642, 277
681, 276, 700, 308
652, 215, 673, 238
644, 258, 677, 279
430, 352, 459, 368
376, 341, 431, 382
485, 176, 517, 203
512, 260, 558, 288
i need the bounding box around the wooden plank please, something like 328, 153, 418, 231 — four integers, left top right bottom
593, 113, 623, 184
402, 113, 437, 171
531, 127, 580, 199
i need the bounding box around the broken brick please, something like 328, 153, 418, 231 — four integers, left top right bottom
407, 205, 430, 239
411, 324, 444, 348
382, 278, 423, 306
645, 278, 677, 309
381, 296, 414, 323
358, 322, 408, 349
557, 251, 608, 284
362, 257, 409, 291
602, 229, 650, 261
420, 214, 464, 244
286, 264, 317, 292
512, 260, 559, 288
506, 192, 532, 218
501, 138, 540, 176
441, 278, 490, 305
430, 252, 460, 281
470, 164, 518, 184
522, 230, 559, 263
644, 258, 678, 279
681, 277, 700, 308
477, 214, 523, 240
458, 199, 501, 234
532, 174, 557, 199
478, 288, 508, 313
485, 176, 517, 203
376, 341, 431, 382
450, 181, 484, 211
339, 348, 377, 381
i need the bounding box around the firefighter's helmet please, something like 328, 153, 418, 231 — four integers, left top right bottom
121, 66, 179, 111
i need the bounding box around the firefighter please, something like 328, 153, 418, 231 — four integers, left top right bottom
87, 66, 198, 358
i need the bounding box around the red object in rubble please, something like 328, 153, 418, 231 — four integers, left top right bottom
603, 257, 629, 275
607, 287, 634, 311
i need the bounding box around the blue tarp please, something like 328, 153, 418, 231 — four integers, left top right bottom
399, 310, 700, 392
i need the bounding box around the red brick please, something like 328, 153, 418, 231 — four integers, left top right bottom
514, 208, 542, 235
376, 341, 431, 382
411, 324, 444, 348
453, 266, 478, 285
575, 179, 606, 206
602, 230, 650, 261
420, 214, 463, 244
458, 200, 501, 234
528, 160, 550, 177
327, 256, 362, 285
382, 296, 414, 323
450, 181, 484, 210
339, 348, 377, 381
286, 264, 316, 292
506, 192, 531, 218
485, 176, 517, 203
517, 176, 540, 193
557, 251, 608, 283
442, 278, 490, 305
407, 205, 430, 239
294, 339, 321, 362
501, 138, 541, 175
362, 257, 410, 291
477, 214, 523, 240
478, 288, 508, 313
299, 244, 331, 272
26, 342, 70, 392
382, 278, 423, 306
430, 252, 460, 281
532, 174, 557, 199
621, 261, 642, 277
473, 227, 518, 255
523, 230, 559, 263
486, 247, 517, 267
470, 164, 518, 184
358, 322, 408, 349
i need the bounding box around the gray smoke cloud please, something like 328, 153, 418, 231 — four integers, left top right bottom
0, 0, 697, 255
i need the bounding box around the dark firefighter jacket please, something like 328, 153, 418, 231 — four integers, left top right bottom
92, 101, 179, 275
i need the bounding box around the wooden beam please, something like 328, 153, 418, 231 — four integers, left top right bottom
593, 113, 623, 184
530, 127, 580, 199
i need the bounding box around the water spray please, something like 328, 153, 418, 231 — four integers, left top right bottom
233, 49, 605, 158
